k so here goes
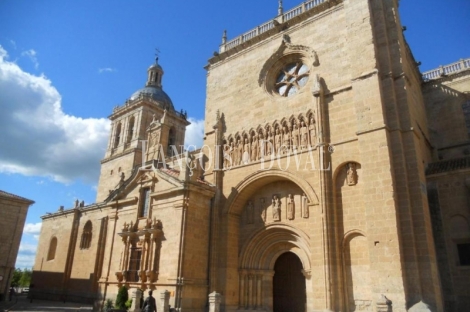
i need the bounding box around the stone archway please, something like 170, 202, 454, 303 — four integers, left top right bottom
237, 224, 312, 311
221, 170, 318, 311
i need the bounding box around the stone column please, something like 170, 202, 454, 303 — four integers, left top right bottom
256, 273, 262, 309
130, 288, 142, 312
209, 292, 222, 312
238, 270, 245, 308
248, 273, 254, 308
160, 290, 170, 312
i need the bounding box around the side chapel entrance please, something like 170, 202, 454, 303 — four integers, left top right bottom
232, 174, 315, 311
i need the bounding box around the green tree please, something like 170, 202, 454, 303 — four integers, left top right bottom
19, 268, 32, 287
103, 298, 114, 312
10, 268, 22, 287
115, 286, 128, 309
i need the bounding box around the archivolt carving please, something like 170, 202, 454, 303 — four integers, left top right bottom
239, 223, 311, 271
225, 169, 319, 216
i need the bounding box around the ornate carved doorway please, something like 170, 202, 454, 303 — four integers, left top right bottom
273, 252, 306, 312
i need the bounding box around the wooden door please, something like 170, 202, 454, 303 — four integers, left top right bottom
273, 252, 306, 312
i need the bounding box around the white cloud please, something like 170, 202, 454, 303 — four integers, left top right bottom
98, 67, 116, 73
0, 45, 110, 184
16, 243, 38, 269
21, 49, 39, 69
23, 222, 42, 234
15, 254, 36, 269
184, 118, 204, 148
19, 243, 37, 253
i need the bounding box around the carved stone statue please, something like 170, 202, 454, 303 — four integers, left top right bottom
260, 198, 266, 222
152, 217, 162, 230
309, 117, 316, 147
287, 194, 295, 220
272, 195, 281, 221
300, 121, 308, 149
251, 135, 258, 161
275, 128, 282, 154
292, 123, 299, 151
237, 139, 243, 165
258, 132, 265, 160
347, 163, 358, 186
283, 126, 292, 154
231, 141, 238, 166
246, 200, 254, 224
302, 193, 309, 218
223, 144, 231, 169
149, 130, 160, 148
243, 138, 250, 164
267, 130, 274, 156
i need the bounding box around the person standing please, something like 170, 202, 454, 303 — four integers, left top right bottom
142, 290, 157, 312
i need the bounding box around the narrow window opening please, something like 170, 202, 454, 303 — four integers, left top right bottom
140, 188, 150, 218
114, 123, 122, 148
127, 117, 135, 143
47, 237, 58, 261
80, 221, 92, 250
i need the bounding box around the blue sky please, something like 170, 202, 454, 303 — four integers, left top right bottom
0, 0, 468, 269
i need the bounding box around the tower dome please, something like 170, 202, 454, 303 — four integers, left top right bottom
130, 58, 174, 111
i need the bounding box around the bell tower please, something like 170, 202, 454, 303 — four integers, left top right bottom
96, 57, 190, 202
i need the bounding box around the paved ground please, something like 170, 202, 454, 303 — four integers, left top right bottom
1, 294, 93, 312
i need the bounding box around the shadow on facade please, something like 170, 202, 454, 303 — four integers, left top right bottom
31, 271, 97, 305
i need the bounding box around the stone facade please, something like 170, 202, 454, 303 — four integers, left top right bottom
0, 190, 34, 302
32, 0, 470, 311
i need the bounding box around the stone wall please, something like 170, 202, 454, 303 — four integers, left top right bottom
0, 191, 33, 302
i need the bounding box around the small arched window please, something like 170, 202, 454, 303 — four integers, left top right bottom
80, 221, 93, 249
47, 237, 58, 261
127, 117, 135, 143
114, 123, 122, 148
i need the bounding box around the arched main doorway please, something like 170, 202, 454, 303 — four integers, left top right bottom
273, 252, 306, 312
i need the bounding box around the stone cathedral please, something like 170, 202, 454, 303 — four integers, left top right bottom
32, 0, 470, 311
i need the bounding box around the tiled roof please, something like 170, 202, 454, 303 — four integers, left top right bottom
426, 156, 470, 175
0, 190, 35, 204
160, 167, 180, 178
197, 178, 214, 187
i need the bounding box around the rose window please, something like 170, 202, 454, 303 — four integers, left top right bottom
275, 62, 309, 97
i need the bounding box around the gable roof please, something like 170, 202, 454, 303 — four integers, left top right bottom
0, 190, 35, 204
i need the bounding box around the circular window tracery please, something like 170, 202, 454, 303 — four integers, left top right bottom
275, 62, 309, 97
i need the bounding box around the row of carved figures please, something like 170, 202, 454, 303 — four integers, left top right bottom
245, 194, 310, 224
223, 113, 317, 167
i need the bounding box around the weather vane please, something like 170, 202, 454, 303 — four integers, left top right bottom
155, 48, 160, 63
